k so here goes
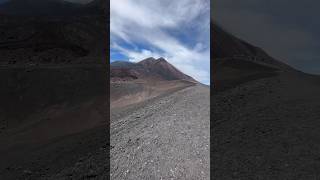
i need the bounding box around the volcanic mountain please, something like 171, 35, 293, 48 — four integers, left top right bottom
111, 57, 196, 82
110, 57, 197, 109
110, 59, 210, 179
212, 22, 294, 90
212, 21, 320, 179
0, 0, 106, 65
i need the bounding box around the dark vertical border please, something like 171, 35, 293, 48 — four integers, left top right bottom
106, 0, 111, 179
210, 0, 214, 179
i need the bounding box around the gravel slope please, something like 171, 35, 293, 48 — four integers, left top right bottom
212, 72, 320, 179
111, 84, 210, 180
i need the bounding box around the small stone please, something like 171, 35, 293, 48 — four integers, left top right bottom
23, 169, 32, 175
86, 169, 98, 178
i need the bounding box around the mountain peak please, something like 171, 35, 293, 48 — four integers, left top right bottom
111, 58, 197, 83
156, 57, 167, 62
138, 57, 168, 65
137, 57, 157, 66
140, 57, 156, 61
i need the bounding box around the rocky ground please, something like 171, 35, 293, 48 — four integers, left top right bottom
110, 84, 210, 180
0, 65, 108, 179
0, 1, 108, 179
212, 71, 320, 179
0, 125, 108, 179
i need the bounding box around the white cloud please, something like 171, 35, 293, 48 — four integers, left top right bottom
110, 0, 210, 85
113, 46, 163, 63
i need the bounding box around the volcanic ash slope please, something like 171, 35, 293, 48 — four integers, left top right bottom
110, 58, 210, 180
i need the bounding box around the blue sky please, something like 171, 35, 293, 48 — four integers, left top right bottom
110, 0, 210, 85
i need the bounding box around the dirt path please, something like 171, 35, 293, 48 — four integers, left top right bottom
111, 85, 210, 180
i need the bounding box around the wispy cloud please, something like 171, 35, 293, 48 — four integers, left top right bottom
110, 0, 210, 85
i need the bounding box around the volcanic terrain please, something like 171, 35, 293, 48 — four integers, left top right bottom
110, 57, 196, 108
0, 0, 108, 179
110, 58, 210, 179
212, 22, 320, 179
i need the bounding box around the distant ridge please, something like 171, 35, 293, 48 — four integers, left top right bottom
212, 22, 293, 71
211, 21, 295, 90
0, 0, 106, 65
111, 57, 197, 82
0, 0, 81, 16
0, 0, 105, 16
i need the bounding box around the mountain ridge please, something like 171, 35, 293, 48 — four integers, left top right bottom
0, 0, 81, 16
111, 57, 197, 83
211, 21, 296, 90
0, 0, 106, 65
212, 22, 293, 70
0, 0, 105, 16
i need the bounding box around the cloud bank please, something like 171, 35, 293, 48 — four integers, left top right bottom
110, 0, 210, 85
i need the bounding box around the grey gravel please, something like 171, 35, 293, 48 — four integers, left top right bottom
111, 85, 210, 180
212, 72, 320, 179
